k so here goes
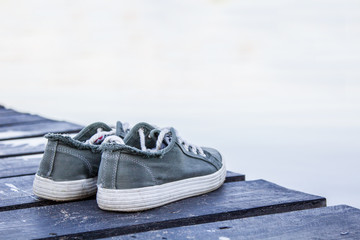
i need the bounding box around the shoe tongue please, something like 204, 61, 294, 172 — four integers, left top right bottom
115, 121, 127, 138
73, 122, 112, 142
123, 122, 156, 149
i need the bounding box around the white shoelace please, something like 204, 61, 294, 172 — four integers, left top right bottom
85, 128, 116, 145
139, 128, 206, 157
102, 135, 125, 144
85, 123, 131, 145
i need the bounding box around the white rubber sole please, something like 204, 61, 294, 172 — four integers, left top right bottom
33, 174, 97, 201
97, 164, 226, 212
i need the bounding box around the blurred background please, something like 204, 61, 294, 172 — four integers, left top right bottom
1, 0, 359, 207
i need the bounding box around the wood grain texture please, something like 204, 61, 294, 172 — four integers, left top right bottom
0, 113, 48, 127
0, 121, 83, 141
0, 109, 19, 116
0, 175, 45, 211
0, 180, 325, 239
0, 171, 244, 212
113, 205, 360, 240
0, 137, 46, 158
0, 154, 42, 178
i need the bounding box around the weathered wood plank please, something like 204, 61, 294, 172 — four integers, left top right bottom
224, 171, 245, 182
0, 113, 48, 127
0, 137, 46, 158
0, 172, 244, 211
0, 180, 325, 239
0, 154, 42, 178
0, 108, 19, 116
0, 133, 79, 158
0, 175, 45, 211
115, 205, 360, 240
0, 121, 83, 141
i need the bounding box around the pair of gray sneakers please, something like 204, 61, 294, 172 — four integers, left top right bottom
33, 121, 225, 212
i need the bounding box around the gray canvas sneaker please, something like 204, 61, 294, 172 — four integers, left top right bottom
97, 122, 226, 212
33, 121, 129, 201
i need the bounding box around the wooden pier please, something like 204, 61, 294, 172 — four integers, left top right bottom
0, 105, 359, 239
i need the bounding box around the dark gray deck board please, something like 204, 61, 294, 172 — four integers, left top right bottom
0, 108, 19, 116
0, 172, 244, 211
0, 154, 42, 178
0, 180, 325, 239
0, 121, 83, 141
0, 113, 48, 127
113, 205, 360, 240
0, 106, 347, 240
0, 137, 46, 158
223, 171, 245, 182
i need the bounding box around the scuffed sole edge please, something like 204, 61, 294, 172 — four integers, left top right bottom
97, 164, 226, 212
33, 174, 97, 201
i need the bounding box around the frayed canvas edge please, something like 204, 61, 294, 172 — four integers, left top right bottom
45, 133, 101, 153
100, 143, 164, 158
